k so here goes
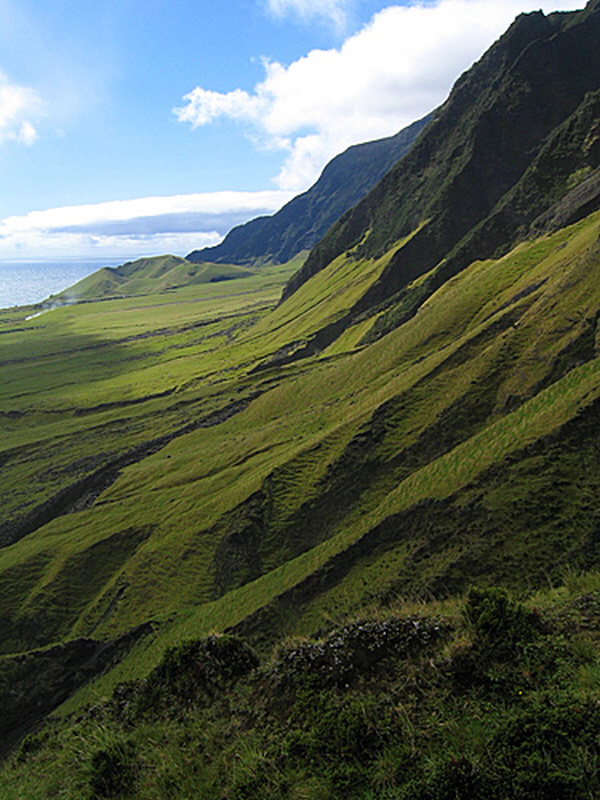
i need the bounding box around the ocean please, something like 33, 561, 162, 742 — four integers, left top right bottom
0, 260, 125, 310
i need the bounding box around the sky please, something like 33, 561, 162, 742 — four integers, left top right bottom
0, 0, 586, 263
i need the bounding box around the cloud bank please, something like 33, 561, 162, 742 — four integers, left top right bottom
0, 191, 293, 261
177, 0, 584, 192
0, 73, 40, 145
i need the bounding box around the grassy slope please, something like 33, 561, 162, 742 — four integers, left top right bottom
0, 266, 290, 526
59, 210, 600, 708
2, 211, 600, 718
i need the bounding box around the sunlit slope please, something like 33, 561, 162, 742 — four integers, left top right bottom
1, 210, 600, 661
0, 242, 390, 542
48, 208, 600, 711
0, 265, 298, 536
0, 245, 394, 650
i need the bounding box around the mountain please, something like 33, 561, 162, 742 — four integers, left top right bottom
3, 1, 600, 792
186, 113, 432, 267
282, 0, 600, 341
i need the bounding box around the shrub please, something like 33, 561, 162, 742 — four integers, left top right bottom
279, 692, 408, 798
89, 739, 139, 798
464, 587, 544, 659
451, 588, 549, 691
419, 757, 486, 800
111, 634, 259, 719
488, 697, 600, 799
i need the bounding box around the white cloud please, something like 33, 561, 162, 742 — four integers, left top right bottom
265, 0, 353, 28
0, 73, 40, 146
0, 190, 294, 260
16, 120, 37, 145
177, 0, 584, 192
175, 88, 264, 127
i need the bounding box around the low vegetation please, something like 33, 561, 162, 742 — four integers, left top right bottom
57, 255, 261, 302
1, 209, 600, 664
2, 585, 600, 799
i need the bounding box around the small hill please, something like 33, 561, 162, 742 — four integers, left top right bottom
186, 113, 432, 267
6, 586, 600, 799
57, 255, 257, 301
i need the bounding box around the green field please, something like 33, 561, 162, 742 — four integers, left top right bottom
3, 1, 600, 791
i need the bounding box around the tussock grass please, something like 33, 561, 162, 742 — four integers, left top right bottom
5, 584, 600, 799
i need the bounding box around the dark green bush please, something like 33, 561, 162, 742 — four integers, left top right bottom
464, 587, 544, 659
152, 634, 259, 690
111, 634, 259, 719
412, 756, 487, 800
279, 693, 398, 799
452, 588, 549, 691
489, 697, 600, 799
309, 697, 383, 762
89, 739, 138, 798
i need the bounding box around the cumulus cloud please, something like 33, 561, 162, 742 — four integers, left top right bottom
175, 88, 264, 127
265, 0, 353, 28
176, 0, 584, 192
0, 190, 293, 260
0, 73, 40, 145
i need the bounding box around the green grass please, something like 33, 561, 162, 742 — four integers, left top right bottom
56, 254, 261, 301
36, 208, 598, 708
2, 212, 600, 734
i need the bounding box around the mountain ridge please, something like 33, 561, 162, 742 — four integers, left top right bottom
3, 3, 600, 788
186, 113, 432, 267
282, 2, 600, 329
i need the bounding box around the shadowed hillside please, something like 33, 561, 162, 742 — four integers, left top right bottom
186, 114, 432, 267
284, 2, 600, 339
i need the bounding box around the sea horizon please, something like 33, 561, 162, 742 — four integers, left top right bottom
0, 257, 139, 310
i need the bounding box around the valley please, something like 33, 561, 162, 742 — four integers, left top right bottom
2, 2, 600, 796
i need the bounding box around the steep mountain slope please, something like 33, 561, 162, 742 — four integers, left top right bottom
186, 114, 431, 267
283, 0, 600, 340
2, 210, 600, 651
2, 206, 600, 759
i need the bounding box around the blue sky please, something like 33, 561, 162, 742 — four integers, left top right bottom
0, 0, 585, 262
